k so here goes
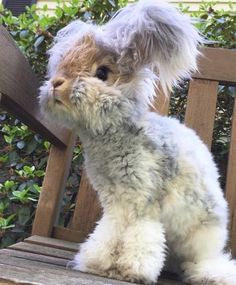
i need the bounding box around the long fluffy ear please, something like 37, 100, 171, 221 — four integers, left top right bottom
102, 0, 202, 93
47, 20, 94, 77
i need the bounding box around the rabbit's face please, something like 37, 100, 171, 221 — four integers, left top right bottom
40, 35, 134, 133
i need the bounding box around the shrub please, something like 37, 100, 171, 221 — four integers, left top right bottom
0, 0, 235, 248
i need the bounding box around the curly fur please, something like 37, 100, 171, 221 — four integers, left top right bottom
39, 0, 236, 284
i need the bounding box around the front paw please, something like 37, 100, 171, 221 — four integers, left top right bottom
71, 251, 125, 281
116, 258, 161, 284
71, 242, 113, 274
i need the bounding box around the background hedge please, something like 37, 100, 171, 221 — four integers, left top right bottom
0, 0, 235, 248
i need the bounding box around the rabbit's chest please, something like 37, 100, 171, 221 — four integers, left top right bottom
83, 127, 168, 197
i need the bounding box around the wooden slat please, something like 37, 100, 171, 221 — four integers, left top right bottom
152, 89, 170, 116
0, 240, 184, 284
0, 26, 70, 147
184, 79, 218, 148
0, 248, 68, 268
225, 95, 236, 258
25, 235, 78, 252
70, 171, 102, 241
194, 48, 236, 86
0, 264, 140, 285
32, 132, 76, 237
52, 226, 86, 243
9, 242, 75, 260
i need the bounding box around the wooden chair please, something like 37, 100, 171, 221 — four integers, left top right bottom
0, 25, 236, 285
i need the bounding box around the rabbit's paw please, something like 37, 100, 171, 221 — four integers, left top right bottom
117, 261, 158, 284
115, 219, 166, 284
71, 239, 114, 274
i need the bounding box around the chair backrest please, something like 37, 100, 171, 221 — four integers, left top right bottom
0, 25, 74, 237
0, 26, 235, 257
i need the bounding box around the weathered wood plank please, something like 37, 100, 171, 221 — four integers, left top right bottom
185, 79, 218, 149
194, 48, 236, 86
70, 171, 102, 241
32, 133, 76, 237
0, 249, 67, 270
0, 248, 184, 285
0, 263, 140, 285
225, 95, 236, 258
0, 248, 68, 267
25, 235, 78, 252
52, 226, 85, 243
9, 242, 75, 260
0, 26, 70, 147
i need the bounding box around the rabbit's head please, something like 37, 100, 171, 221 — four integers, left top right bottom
39, 0, 202, 134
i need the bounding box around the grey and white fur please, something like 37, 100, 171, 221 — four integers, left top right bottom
39, 0, 236, 284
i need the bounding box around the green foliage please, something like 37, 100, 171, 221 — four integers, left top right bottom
0, 0, 235, 248
0, 0, 128, 78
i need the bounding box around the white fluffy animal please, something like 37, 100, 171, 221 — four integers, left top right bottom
39, 0, 236, 284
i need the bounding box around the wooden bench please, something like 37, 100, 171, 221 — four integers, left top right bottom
0, 25, 236, 285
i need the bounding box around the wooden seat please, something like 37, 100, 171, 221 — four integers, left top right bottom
0, 25, 236, 284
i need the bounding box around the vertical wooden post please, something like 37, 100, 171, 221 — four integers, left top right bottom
185, 79, 218, 149
225, 96, 236, 258
32, 132, 76, 237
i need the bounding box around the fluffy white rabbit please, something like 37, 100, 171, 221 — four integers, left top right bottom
39, 0, 236, 284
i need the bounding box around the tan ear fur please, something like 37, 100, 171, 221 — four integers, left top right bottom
57, 35, 99, 78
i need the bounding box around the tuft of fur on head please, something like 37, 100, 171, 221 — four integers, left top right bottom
47, 20, 99, 78
102, 0, 203, 94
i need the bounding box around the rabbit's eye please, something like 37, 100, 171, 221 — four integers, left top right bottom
95, 66, 110, 81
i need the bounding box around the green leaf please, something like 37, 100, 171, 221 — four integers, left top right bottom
34, 35, 45, 49
34, 171, 44, 178
19, 30, 29, 39
108, 0, 116, 7
4, 135, 13, 144
16, 140, 25, 149
18, 207, 31, 226
0, 235, 15, 249
43, 141, 51, 150
23, 165, 35, 174
4, 180, 16, 189
26, 139, 38, 154
8, 151, 20, 164
33, 184, 41, 193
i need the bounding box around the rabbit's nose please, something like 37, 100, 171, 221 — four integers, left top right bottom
51, 77, 66, 89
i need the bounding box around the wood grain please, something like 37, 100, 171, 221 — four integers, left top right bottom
70, 171, 102, 241
225, 95, 236, 258
0, 263, 139, 285
52, 226, 86, 243
25, 235, 78, 252
194, 47, 236, 86
32, 132, 76, 237
9, 242, 75, 260
0, 248, 68, 268
185, 79, 218, 149
0, 26, 69, 147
